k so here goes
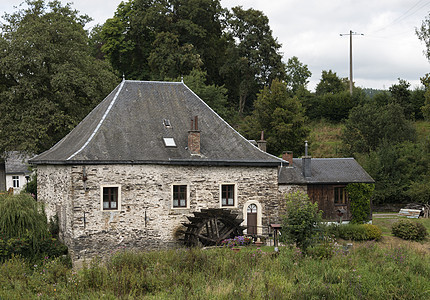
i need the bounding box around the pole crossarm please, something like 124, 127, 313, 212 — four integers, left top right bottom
340, 30, 364, 95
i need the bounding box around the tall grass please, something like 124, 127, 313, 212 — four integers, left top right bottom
1, 243, 430, 299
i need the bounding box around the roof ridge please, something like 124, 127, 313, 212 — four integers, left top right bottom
67, 80, 126, 160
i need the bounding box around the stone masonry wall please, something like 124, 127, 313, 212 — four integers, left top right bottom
38, 164, 279, 262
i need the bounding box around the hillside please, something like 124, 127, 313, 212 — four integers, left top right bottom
307, 120, 429, 158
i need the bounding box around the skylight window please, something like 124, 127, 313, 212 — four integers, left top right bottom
163, 137, 176, 147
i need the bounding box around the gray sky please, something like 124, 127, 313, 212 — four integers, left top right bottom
1, 0, 429, 91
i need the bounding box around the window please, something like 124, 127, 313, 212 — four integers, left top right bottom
102, 186, 119, 210
163, 137, 176, 147
173, 185, 187, 208
12, 176, 19, 188
334, 187, 348, 205
221, 184, 235, 207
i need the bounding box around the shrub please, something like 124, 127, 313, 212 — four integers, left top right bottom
392, 219, 428, 241
281, 191, 322, 252
363, 224, 382, 241
326, 223, 382, 241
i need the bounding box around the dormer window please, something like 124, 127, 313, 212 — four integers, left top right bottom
163, 137, 176, 147
163, 119, 171, 128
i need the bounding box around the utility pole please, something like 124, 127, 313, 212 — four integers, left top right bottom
340, 30, 363, 95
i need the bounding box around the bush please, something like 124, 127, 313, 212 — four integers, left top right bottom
281, 191, 322, 252
392, 219, 428, 241
363, 224, 382, 240
326, 223, 382, 241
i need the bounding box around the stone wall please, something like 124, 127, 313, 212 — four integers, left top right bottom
38, 164, 279, 263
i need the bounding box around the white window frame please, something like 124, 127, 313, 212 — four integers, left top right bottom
171, 184, 190, 209
12, 175, 20, 188
100, 184, 122, 211
219, 183, 238, 208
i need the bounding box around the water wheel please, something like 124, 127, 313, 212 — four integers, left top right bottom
180, 208, 245, 247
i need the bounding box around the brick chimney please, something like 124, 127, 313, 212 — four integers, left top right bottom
257, 131, 267, 152
302, 140, 312, 178
188, 116, 200, 155
282, 151, 293, 166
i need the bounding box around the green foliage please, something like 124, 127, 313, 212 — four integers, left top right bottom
281, 191, 322, 251
342, 102, 416, 155
420, 74, 430, 120
0, 0, 119, 154
315, 70, 348, 95
240, 79, 309, 156
346, 183, 374, 224
176, 69, 234, 122
0, 193, 67, 261
285, 56, 312, 94
392, 219, 428, 241
3, 245, 430, 298
326, 223, 381, 241
362, 224, 383, 241
0, 193, 48, 244
359, 140, 430, 204
416, 14, 430, 62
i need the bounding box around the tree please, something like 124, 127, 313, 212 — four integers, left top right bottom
281, 191, 322, 252
359, 141, 429, 204
240, 79, 309, 156
221, 6, 285, 113
420, 73, 430, 120
0, 0, 119, 154
341, 103, 416, 155
285, 56, 312, 94
416, 14, 430, 61
315, 70, 347, 95
100, 0, 226, 82
176, 69, 232, 121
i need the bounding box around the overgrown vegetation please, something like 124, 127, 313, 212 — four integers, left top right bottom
1, 243, 430, 299
392, 219, 428, 241
281, 191, 322, 252
346, 183, 374, 224
325, 223, 382, 241
0, 194, 67, 262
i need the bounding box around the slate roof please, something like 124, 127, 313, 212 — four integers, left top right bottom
278, 158, 374, 184
30, 80, 283, 167
5, 151, 31, 174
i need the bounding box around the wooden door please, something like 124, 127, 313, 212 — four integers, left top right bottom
247, 204, 257, 235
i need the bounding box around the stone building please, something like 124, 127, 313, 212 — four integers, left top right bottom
29, 80, 286, 262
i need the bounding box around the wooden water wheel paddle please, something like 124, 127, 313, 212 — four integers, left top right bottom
180, 208, 245, 247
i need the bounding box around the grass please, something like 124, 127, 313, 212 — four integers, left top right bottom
307, 120, 430, 158
308, 120, 344, 158
373, 214, 430, 237
1, 239, 430, 299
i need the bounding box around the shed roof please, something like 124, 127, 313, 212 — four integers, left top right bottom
30, 80, 282, 167
278, 158, 374, 184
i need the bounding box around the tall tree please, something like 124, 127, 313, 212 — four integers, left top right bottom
240, 79, 309, 156
285, 56, 312, 94
315, 70, 347, 95
416, 14, 430, 61
0, 0, 119, 154
221, 6, 285, 113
